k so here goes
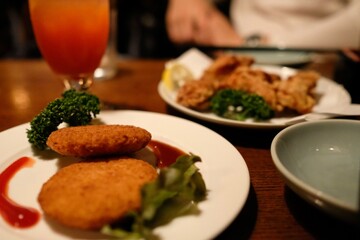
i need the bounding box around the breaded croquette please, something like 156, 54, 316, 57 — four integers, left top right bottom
46, 125, 151, 157
38, 158, 158, 230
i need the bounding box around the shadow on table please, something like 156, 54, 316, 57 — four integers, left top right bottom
284, 187, 360, 239
214, 184, 258, 240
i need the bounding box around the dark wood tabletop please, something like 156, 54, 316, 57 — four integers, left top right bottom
0, 54, 359, 239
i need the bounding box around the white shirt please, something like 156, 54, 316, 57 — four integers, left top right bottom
230, 0, 360, 48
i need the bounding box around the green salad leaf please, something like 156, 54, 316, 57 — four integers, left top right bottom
102, 154, 207, 239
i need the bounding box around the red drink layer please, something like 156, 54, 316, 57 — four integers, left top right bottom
29, 0, 110, 77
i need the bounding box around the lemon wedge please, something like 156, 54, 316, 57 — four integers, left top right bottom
162, 61, 193, 91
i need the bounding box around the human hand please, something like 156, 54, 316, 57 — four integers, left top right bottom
166, 0, 211, 44
166, 0, 243, 46
342, 48, 360, 62
193, 6, 243, 46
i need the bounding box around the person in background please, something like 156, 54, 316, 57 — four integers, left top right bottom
166, 0, 360, 49
166, 0, 241, 46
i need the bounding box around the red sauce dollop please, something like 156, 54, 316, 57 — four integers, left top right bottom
147, 140, 186, 168
0, 157, 40, 228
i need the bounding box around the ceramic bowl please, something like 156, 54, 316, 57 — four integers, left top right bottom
271, 120, 360, 224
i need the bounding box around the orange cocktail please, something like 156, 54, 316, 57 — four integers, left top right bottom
29, 0, 109, 89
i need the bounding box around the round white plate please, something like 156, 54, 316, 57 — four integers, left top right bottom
158, 65, 351, 129
0, 110, 250, 240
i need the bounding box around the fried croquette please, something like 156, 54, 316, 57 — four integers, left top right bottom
38, 158, 158, 230
46, 125, 151, 157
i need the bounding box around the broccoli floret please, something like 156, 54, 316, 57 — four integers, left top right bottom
210, 89, 274, 121
27, 89, 100, 150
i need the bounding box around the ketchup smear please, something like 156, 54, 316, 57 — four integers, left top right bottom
147, 140, 186, 168
0, 157, 40, 228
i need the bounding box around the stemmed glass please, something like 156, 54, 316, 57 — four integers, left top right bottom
29, 0, 110, 91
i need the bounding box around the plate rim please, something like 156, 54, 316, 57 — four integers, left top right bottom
225, 49, 313, 65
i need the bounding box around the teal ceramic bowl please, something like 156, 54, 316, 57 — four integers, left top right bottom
271, 120, 360, 224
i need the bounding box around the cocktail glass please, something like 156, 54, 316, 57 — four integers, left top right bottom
29, 0, 110, 91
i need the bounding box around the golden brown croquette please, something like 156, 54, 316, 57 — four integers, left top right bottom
38, 158, 158, 230
46, 125, 151, 157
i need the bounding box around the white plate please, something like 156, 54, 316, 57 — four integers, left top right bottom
158, 65, 351, 129
0, 110, 250, 240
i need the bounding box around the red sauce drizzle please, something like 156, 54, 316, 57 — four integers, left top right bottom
147, 140, 186, 168
0, 157, 40, 228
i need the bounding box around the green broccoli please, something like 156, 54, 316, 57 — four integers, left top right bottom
210, 89, 275, 121
27, 89, 100, 150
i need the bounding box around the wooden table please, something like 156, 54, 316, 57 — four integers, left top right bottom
0, 56, 359, 239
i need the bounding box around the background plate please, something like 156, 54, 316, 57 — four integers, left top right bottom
158, 65, 351, 129
226, 50, 313, 66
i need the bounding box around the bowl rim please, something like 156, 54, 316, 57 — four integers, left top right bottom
270, 119, 360, 218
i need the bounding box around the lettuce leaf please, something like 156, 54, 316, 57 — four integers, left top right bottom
102, 154, 207, 239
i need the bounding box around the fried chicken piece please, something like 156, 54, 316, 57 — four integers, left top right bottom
276, 71, 320, 114
176, 53, 320, 115
176, 79, 216, 110
176, 55, 255, 111
38, 158, 158, 230
47, 125, 151, 157
200, 54, 255, 83
218, 66, 282, 111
